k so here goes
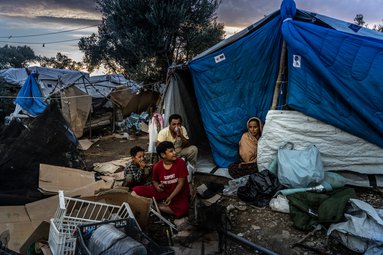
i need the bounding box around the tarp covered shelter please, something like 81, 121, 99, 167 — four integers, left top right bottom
0, 102, 81, 205
163, 0, 383, 181
0, 67, 140, 99
0, 67, 145, 137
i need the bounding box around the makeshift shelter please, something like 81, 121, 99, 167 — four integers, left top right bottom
161, 0, 383, 185
0, 102, 82, 205
0, 67, 147, 137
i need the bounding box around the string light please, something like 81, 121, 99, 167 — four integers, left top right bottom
0, 25, 99, 39
0, 38, 82, 46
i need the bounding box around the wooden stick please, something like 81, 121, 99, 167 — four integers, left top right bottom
152, 196, 161, 215
271, 40, 287, 110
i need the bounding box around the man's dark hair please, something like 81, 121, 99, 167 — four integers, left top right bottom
156, 141, 175, 158
168, 114, 182, 124
130, 146, 145, 157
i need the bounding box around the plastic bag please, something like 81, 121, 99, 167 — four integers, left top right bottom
223, 175, 249, 196
269, 194, 290, 213
237, 170, 283, 207
277, 144, 324, 188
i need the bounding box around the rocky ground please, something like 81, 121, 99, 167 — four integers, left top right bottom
81, 131, 383, 255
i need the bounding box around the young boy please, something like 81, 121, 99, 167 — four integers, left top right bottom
123, 146, 151, 188
132, 141, 189, 218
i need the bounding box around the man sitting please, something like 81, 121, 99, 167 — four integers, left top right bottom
157, 114, 198, 167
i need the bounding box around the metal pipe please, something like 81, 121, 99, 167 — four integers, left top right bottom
224, 230, 279, 255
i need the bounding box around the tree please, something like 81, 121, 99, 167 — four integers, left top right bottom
354, 14, 366, 26
354, 14, 383, 32
38, 53, 84, 70
372, 24, 383, 32
79, 0, 225, 82
0, 45, 37, 69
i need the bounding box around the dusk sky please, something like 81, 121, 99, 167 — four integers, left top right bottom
0, 0, 382, 63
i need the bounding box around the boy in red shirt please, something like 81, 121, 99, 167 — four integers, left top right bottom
132, 141, 189, 218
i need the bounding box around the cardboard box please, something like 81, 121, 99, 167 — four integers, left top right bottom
19, 221, 50, 255
39, 164, 95, 194
83, 192, 152, 230
0, 206, 34, 252
27, 180, 113, 223
0, 180, 113, 253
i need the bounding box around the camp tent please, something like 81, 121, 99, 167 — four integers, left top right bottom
162, 0, 383, 183
0, 67, 146, 137
0, 67, 140, 100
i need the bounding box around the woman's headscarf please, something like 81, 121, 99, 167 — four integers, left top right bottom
246, 117, 263, 138
239, 117, 263, 163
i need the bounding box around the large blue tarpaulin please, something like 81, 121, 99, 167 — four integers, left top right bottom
189, 16, 283, 167
186, 0, 383, 167
283, 17, 383, 150
15, 73, 47, 117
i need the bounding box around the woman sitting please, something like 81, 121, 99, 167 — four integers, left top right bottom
229, 117, 263, 178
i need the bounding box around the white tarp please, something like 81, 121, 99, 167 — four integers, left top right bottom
0, 67, 88, 96
327, 199, 383, 254
0, 67, 141, 98
87, 74, 141, 98
0, 68, 28, 85
258, 110, 383, 182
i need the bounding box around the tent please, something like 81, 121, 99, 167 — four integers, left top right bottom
0, 67, 147, 137
161, 0, 383, 184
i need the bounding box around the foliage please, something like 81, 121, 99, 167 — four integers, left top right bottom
79, 0, 225, 82
0, 45, 37, 69
37, 53, 83, 70
354, 14, 365, 26
354, 14, 383, 32
372, 24, 383, 32
0, 81, 18, 124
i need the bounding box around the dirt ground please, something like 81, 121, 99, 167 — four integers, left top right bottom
82, 132, 383, 255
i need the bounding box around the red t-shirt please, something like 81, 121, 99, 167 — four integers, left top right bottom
152, 158, 189, 197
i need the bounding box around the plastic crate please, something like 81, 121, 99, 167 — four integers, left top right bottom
49, 191, 136, 255
75, 219, 174, 255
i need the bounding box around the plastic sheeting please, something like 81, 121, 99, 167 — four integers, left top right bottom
15, 73, 47, 117
61, 86, 92, 138
258, 110, 383, 180
0, 67, 140, 98
282, 11, 383, 149
162, 71, 207, 147
189, 15, 283, 167
327, 199, 383, 254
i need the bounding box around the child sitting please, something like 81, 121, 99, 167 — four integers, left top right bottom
123, 146, 151, 188
131, 141, 189, 218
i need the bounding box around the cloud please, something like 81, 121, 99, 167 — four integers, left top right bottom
217, 0, 383, 28
0, 0, 101, 26
217, 0, 279, 27
0, 0, 99, 14
35, 16, 100, 26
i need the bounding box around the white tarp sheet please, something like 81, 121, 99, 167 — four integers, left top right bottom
0, 67, 140, 98
0, 68, 28, 85
327, 199, 383, 254
258, 110, 383, 176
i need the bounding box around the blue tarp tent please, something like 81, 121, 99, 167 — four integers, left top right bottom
164, 0, 383, 168
15, 73, 48, 117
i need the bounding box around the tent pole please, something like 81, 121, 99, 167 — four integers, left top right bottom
88, 108, 93, 138
271, 40, 287, 110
